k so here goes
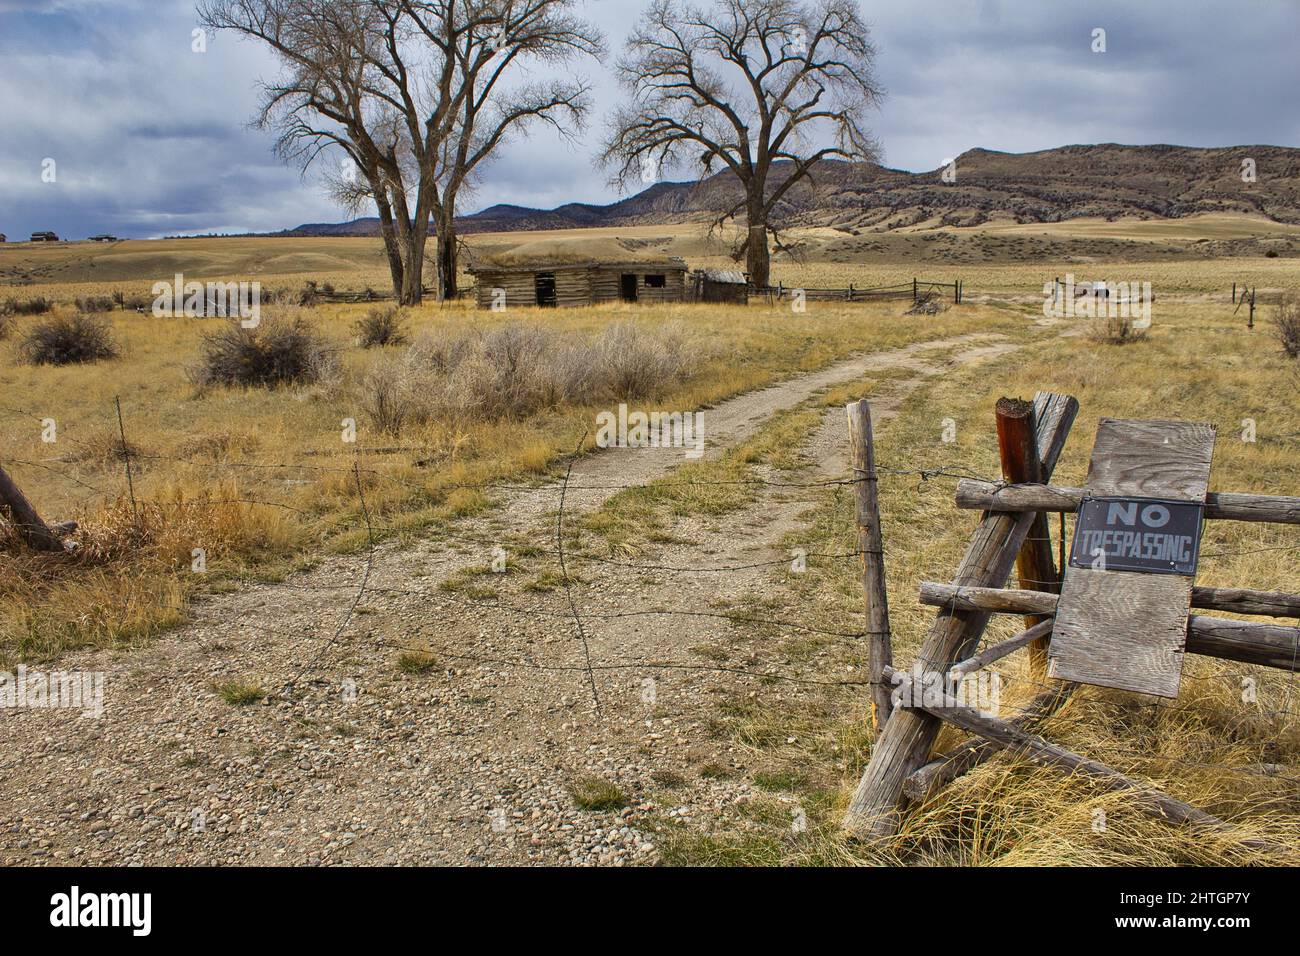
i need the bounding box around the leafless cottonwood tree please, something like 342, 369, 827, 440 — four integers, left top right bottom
602, 0, 882, 288
199, 0, 602, 304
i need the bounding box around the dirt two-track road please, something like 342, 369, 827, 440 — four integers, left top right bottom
0, 333, 1017, 866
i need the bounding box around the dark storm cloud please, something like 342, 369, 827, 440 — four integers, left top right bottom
2, 0, 1298, 239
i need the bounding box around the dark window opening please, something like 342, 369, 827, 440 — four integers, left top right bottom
620, 273, 638, 302
644, 274, 666, 288
534, 272, 557, 307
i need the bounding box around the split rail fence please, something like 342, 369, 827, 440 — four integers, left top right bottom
841, 391, 1300, 847
754, 277, 964, 306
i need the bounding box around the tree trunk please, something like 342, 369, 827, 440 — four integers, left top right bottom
435, 215, 458, 301
398, 226, 428, 306
373, 188, 405, 302
745, 223, 770, 289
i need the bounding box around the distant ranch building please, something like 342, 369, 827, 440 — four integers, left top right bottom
691, 268, 749, 304
467, 242, 688, 309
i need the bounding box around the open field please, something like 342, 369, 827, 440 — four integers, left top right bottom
5, 213, 1299, 303
1, 224, 1298, 866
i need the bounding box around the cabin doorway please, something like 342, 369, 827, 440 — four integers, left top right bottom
534, 272, 557, 307
619, 273, 638, 302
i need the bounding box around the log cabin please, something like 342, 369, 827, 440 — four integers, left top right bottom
468, 255, 689, 309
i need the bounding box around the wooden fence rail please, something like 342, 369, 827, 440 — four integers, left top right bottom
842, 393, 1297, 847
754, 277, 964, 305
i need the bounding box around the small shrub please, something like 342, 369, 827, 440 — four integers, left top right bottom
397, 650, 439, 674
1265, 249, 1279, 259
212, 680, 264, 706
19, 314, 118, 365
75, 294, 116, 313
192, 316, 336, 388
358, 355, 417, 434
355, 306, 409, 348
2, 295, 54, 316
0, 314, 12, 340
650, 769, 688, 789
1275, 294, 1300, 359
1087, 313, 1147, 345
568, 775, 628, 811
590, 320, 691, 399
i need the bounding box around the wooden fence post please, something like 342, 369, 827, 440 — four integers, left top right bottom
1249, 288, 1256, 329
912, 278, 918, 303
0, 463, 65, 552
842, 392, 1078, 840
1232, 282, 1237, 304
995, 398, 1059, 677
848, 401, 892, 735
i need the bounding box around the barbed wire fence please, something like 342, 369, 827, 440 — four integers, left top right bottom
1, 397, 1297, 797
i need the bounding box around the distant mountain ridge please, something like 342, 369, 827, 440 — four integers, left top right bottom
282, 143, 1300, 237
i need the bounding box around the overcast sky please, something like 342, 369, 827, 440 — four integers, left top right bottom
2, 0, 1298, 239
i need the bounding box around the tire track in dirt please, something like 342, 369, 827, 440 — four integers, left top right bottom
0, 332, 1016, 866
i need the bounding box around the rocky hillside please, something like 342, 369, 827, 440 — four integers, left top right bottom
285, 143, 1300, 236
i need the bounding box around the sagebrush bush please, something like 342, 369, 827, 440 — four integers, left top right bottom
358, 320, 695, 433
0, 314, 12, 341
19, 314, 118, 365
191, 316, 337, 389
355, 306, 409, 348
1, 296, 54, 316
75, 295, 117, 313
1274, 294, 1300, 359
1088, 313, 1147, 345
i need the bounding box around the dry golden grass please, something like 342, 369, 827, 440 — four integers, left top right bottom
594, 290, 1300, 867
5, 230, 1297, 866
0, 292, 1016, 664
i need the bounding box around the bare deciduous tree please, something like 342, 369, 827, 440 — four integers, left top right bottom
602, 0, 882, 288
199, 0, 602, 305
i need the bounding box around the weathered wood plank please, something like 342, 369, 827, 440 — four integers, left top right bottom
918, 583, 1300, 670
954, 480, 1300, 525
848, 400, 893, 734
1047, 419, 1216, 698
841, 392, 1079, 840
903, 683, 1074, 801
948, 618, 1055, 680
1082, 418, 1216, 500
921, 580, 1300, 620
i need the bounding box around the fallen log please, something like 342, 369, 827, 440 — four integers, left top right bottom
0, 463, 65, 552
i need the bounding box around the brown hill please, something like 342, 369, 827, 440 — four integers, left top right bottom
284, 143, 1300, 237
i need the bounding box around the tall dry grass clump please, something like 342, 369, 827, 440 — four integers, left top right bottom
18, 314, 119, 365
1088, 313, 1148, 345
191, 313, 337, 389
360, 320, 695, 434
0, 481, 304, 662
1273, 294, 1300, 358
355, 306, 409, 348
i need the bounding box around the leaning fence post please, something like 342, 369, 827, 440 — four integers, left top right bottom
995, 398, 1059, 677
0, 463, 64, 552
847, 401, 892, 735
